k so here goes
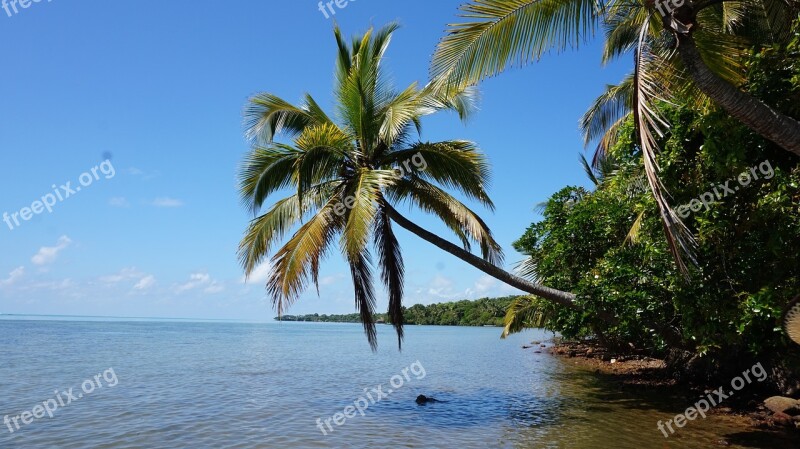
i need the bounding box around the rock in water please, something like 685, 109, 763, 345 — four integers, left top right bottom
416, 395, 438, 405
784, 296, 800, 345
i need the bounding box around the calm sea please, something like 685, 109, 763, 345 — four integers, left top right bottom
0, 318, 792, 448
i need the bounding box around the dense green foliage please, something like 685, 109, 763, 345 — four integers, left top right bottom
276, 296, 516, 326
403, 297, 514, 326
513, 24, 800, 371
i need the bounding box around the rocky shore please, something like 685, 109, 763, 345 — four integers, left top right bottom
533, 340, 800, 434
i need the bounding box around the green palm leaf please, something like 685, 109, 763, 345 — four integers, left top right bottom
431, 0, 602, 90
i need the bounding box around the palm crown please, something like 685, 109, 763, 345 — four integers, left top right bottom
238, 23, 503, 349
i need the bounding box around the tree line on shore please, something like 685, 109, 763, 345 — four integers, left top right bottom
275, 296, 516, 327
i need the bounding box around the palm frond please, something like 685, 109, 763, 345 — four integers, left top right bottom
690, 19, 749, 86
624, 210, 645, 246
239, 182, 340, 276
431, 0, 602, 91
501, 295, 552, 338
601, 3, 651, 64
238, 144, 303, 214
375, 203, 405, 349
341, 169, 386, 258
245, 94, 321, 145
581, 74, 634, 147
632, 19, 697, 274
387, 177, 504, 265
515, 257, 542, 283
380, 141, 495, 209
580, 153, 600, 186
266, 199, 343, 315
419, 81, 481, 121
293, 123, 352, 204
378, 83, 424, 146
347, 249, 379, 350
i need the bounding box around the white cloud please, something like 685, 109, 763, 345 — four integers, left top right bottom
426, 275, 459, 300
31, 236, 72, 266
109, 197, 130, 208
204, 282, 224, 294
465, 275, 497, 298
127, 167, 159, 180
241, 262, 272, 285
152, 197, 184, 208
133, 275, 156, 290
175, 273, 222, 294
98, 268, 157, 294
100, 267, 143, 284
20, 278, 74, 291
0, 266, 24, 287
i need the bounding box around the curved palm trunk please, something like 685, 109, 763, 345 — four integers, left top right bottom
384, 203, 579, 311
385, 204, 691, 346
676, 33, 800, 157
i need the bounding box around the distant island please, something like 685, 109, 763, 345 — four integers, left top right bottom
275, 296, 518, 327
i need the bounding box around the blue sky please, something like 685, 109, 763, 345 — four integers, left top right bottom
0, 0, 629, 320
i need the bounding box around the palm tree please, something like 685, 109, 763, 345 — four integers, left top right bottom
238, 24, 579, 350
430, 0, 800, 272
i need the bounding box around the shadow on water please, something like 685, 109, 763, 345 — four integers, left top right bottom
723, 431, 800, 448
550, 366, 799, 448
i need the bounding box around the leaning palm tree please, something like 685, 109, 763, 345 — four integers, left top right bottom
238, 24, 580, 350
431, 0, 800, 272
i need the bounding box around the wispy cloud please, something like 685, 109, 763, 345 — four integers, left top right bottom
0, 266, 24, 287
152, 197, 184, 208
425, 275, 459, 300
464, 275, 496, 297
127, 167, 159, 180
98, 268, 156, 294
99, 267, 143, 284
175, 272, 223, 294
241, 262, 272, 285
204, 281, 224, 294
31, 236, 72, 266
133, 275, 156, 291
109, 197, 130, 208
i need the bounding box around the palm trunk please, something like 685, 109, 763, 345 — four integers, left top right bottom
384, 203, 583, 313
385, 203, 691, 346
676, 33, 800, 157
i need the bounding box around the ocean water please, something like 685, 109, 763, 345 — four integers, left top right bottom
0, 319, 793, 448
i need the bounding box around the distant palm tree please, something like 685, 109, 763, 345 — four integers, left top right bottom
431, 0, 800, 272
238, 24, 579, 350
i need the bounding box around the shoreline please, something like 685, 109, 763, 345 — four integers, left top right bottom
539, 341, 800, 439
